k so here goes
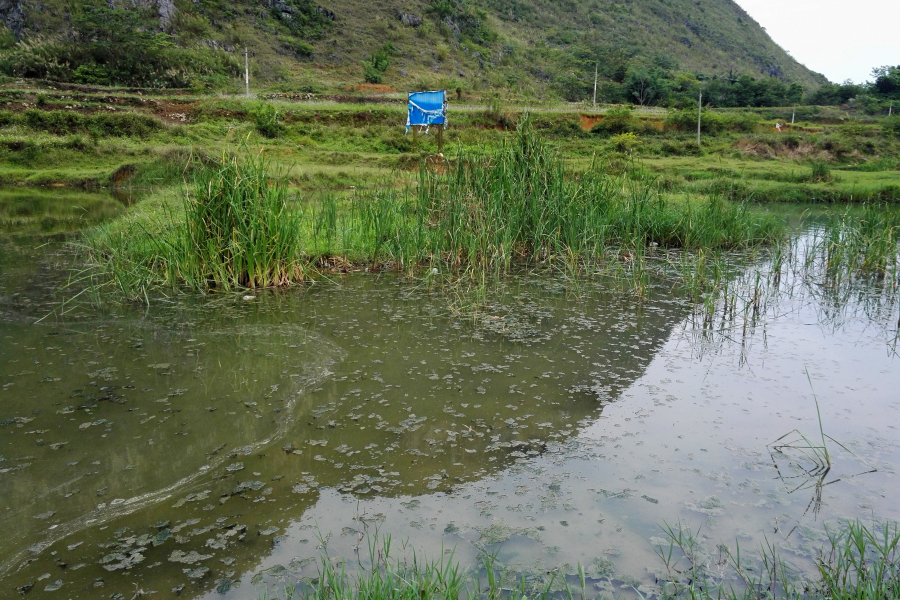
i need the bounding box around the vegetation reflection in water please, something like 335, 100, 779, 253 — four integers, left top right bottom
1, 192, 898, 600
1, 198, 692, 597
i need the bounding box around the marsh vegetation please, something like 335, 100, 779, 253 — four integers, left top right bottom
85, 120, 784, 301
2, 84, 899, 600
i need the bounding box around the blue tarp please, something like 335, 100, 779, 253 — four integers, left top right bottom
407, 90, 447, 133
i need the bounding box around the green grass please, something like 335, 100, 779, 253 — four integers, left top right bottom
85, 119, 785, 300
656, 520, 900, 600
253, 520, 899, 600
177, 149, 306, 289
643, 156, 900, 204
86, 149, 308, 298
0, 94, 897, 197
812, 204, 900, 288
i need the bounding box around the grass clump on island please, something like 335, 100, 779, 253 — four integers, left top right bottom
85, 151, 307, 298
86, 119, 784, 300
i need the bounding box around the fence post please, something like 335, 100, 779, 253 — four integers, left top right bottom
697, 90, 702, 147
244, 48, 250, 99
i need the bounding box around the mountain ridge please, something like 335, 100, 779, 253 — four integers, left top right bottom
0, 0, 829, 95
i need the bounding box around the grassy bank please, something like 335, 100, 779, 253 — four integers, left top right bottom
85, 120, 784, 299
254, 520, 900, 600
0, 87, 898, 201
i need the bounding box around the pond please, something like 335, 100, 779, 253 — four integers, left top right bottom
1, 191, 898, 599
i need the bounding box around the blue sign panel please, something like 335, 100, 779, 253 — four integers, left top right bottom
407, 90, 447, 132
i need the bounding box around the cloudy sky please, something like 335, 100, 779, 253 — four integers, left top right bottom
734, 0, 900, 83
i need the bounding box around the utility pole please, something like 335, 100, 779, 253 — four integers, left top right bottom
592, 63, 598, 110
890, 101, 894, 117
697, 89, 702, 146
791, 106, 796, 125
244, 47, 250, 99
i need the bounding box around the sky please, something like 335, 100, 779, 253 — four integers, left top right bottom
734, 0, 900, 84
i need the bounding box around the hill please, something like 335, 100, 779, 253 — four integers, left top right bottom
0, 0, 828, 99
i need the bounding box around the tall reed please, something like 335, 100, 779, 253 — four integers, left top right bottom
334, 118, 783, 273
88, 119, 785, 299
179, 150, 305, 290
87, 150, 306, 298
817, 204, 900, 288
656, 519, 900, 600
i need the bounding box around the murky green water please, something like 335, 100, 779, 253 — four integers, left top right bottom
1, 191, 898, 599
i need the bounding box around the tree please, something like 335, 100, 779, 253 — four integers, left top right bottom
363, 44, 393, 84
555, 72, 588, 102
871, 65, 900, 97
624, 65, 668, 106
71, 6, 174, 85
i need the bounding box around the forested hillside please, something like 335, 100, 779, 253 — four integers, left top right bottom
0, 0, 829, 100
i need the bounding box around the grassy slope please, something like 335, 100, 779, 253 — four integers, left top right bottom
12, 0, 826, 93
0, 89, 897, 203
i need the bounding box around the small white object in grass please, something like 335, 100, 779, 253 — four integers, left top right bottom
431, 268, 438, 275
242, 295, 256, 301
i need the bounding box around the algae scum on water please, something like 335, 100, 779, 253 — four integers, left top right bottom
1, 190, 899, 599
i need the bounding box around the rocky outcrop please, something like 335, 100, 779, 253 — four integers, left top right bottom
155, 0, 176, 28
0, 0, 24, 38
106, 0, 176, 29
271, 0, 296, 20
399, 12, 422, 27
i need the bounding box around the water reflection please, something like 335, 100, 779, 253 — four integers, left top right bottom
1, 194, 898, 599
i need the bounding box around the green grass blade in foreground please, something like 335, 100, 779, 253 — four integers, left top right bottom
254, 521, 899, 600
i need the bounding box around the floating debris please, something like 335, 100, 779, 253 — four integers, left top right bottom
169, 550, 212, 565
173, 490, 211, 507
216, 578, 234, 594
87, 367, 118, 381
232, 481, 265, 494
184, 566, 210, 579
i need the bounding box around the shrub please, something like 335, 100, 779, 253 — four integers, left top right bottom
552, 119, 584, 137
659, 140, 693, 156
883, 115, 900, 138
23, 109, 84, 134
18, 110, 163, 137
92, 113, 164, 137
610, 132, 641, 153
592, 106, 633, 135
73, 63, 111, 85
363, 43, 393, 84
250, 103, 284, 138
666, 109, 759, 135
809, 161, 833, 183
720, 112, 761, 133
377, 129, 413, 153
0, 8, 241, 87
